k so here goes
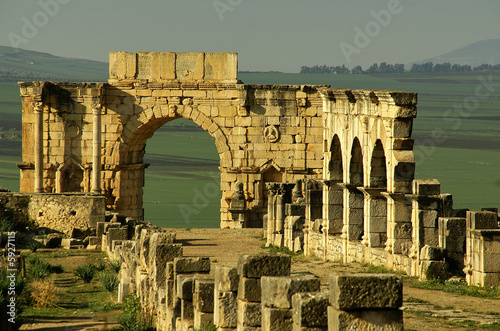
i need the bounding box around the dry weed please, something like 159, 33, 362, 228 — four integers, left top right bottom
30, 279, 58, 308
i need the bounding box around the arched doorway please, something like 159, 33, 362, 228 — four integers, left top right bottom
116, 112, 224, 227
143, 118, 221, 228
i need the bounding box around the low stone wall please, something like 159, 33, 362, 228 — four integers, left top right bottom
105, 224, 404, 331
0, 192, 105, 235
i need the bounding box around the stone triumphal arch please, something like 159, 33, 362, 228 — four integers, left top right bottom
18, 52, 415, 229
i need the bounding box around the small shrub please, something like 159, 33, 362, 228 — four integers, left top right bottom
108, 260, 122, 273
74, 263, 97, 283
100, 272, 119, 293
118, 295, 156, 331
95, 258, 107, 272
28, 241, 40, 253
261, 244, 299, 256
0, 218, 15, 232
30, 279, 58, 308
27, 256, 52, 280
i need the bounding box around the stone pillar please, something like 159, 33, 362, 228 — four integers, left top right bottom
292, 291, 329, 331
236, 253, 291, 331
323, 181, 343, 236
464, 211, 500, 287
358, 188, 387, 250
341, 185, 364, 242
266, 184, 277, 247
274, 185, 286, 247
214, 266, 239, 330
408, 180, 443, 276
382, 192, 412, 256
92, 102, 102, 194
34, 101, 44, 193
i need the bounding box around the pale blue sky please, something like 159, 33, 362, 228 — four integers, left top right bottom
1, 0, 499, 72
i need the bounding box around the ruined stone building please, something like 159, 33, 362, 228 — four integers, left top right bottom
15, 52, 500, 288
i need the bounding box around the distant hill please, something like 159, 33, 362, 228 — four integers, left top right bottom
0, 45, 108, 82
412, 39, 500, 67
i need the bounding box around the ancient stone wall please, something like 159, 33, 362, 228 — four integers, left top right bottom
103, 222, 403, 331
0, 192, 105, 235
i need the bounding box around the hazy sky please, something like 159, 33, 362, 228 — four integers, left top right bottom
1, 0, 499, 72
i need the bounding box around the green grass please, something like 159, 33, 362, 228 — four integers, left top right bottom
412, 279, 500, 299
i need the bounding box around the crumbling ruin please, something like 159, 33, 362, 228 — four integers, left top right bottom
6, 51, 500, 329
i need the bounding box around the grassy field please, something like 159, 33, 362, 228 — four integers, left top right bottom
1, 71, 499, 227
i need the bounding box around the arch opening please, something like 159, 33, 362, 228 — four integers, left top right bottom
121, 117, 222, 227
347, 138, 364, 241
368, 139, 388, 247
326, 135, 344, 235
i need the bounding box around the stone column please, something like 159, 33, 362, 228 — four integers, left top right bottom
92, 102, 102, 194
266, 184, 277, 247
274, 185, 286, 246
358, 187, 387, 249
323, 181, 343, 236
34, 101, 44, 193
382, 193, 412, 256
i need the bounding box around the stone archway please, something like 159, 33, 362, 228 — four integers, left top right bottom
345, 137, 364, 241
18, 52, 326, 227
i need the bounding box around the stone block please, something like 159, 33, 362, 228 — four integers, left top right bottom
166, 262, 174, 280
413, 179, 440, 196
181, 299, 194, 320
106, 227, 128, 250
166, 279, 176, 308
194, 278, 215, 313
237, 253, 291, 278
420, 210, 438, 228
151, 244, 183, 288
85, 236, 99, 246
262, 307, 293, 331
329, 274, 402, 310
61, 238, 84, 249
292, 291, 329, 328
177, 275, 194, 300
194, 311, 214, 329
420, 245, 446, 260
420, 260, 450, 281
238, 277, 261, 302
467, 211, 498, 230
327, 307, 403, 331
237, 299, 261, 327
286, 204, 306, 217
214, 291, 237, 328
45, 233, 63, 248
96, 222, 106, 237
261, 275, 320, 309
216, 266, 239, 292
174, 257, 211, 274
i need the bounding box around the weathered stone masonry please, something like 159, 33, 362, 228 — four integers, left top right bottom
18, 52, 326, 227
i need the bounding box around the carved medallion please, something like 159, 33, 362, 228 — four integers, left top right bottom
264, 125, 279, 143
65, 123, 80, 139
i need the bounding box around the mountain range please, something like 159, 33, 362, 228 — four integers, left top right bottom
412, 39, 500, 67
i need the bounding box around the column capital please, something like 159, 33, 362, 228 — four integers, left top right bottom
34, 102, 44, 112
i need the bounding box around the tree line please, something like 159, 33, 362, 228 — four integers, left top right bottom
300, 62, 500, 74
